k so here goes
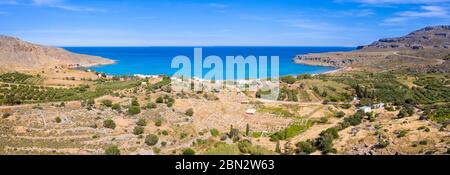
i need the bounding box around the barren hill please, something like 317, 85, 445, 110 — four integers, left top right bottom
0, 35, 114, 72
295, 25, 450, 72
358, 25, 450, 51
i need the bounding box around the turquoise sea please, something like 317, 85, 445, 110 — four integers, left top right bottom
64, 47, 354, 79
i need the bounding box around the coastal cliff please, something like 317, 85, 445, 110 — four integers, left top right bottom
0, 35, 115, 72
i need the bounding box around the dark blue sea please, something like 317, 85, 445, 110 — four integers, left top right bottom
64, 47, 354, 79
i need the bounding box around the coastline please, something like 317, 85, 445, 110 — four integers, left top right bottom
89, 60, 338, 78
319, 67, 343, 75
293, 57, 340, 68
292, 55, 346, 75
80, 59, 117, 68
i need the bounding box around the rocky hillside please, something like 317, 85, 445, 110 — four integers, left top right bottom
295, 25, 450, 72
0, 35, 114, 72
358, 25, 450, 50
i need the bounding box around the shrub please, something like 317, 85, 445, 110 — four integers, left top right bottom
103, 119, 116, 129
428, 108, 450, 125
55, 117, 62, 123
398, 105, 415, 118
87, 99, 95, 107
281, 76, 297, 84
397, 109, 409, 118
397, 130, 408, 138
297, 74, 312, 80
252, 132, 262, 138
255, 89, 272, 98
296, 140, 316, 155
318, 117, 329, 124
146, 102, 157, 109
182, 148, 196, 155
238, 140, 252, 154
270, 121, 313, 141
136, 118, 147, 126
385, 106, 395, 111
344, 111, 363, 126
133, 126, 144, 135
101, 100, 113, 107
180, 133, 188, 139
156, 97, 164, 103
2, 112, 11, 119
210, 128, 220, 137
316, 133, 336, 154
131, 98, 140, 106
320, 127, 339, 139
155, 119, 162, 127
339, 104, 352, 109
377, 139, 390, 148
153, 147, 161, 154
112, 103, 121, 110
145, 134, 159, 146
335, 111, 345, 118
128, 106, 141, 115
104, 145, 120, 155
419, 140, 428, 145
185, 108, 194, 117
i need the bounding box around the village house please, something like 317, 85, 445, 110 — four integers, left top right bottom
372, 103, 385, 109
245, 109, 257, 115
359, 106, 372, 113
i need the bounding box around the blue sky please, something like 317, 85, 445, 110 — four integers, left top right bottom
0, 0, 449, 46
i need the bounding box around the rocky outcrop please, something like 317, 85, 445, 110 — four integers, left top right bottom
0, 35, 115, 71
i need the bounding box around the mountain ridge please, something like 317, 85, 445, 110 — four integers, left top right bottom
295, 25, 450, 72
357, 25, 450, 50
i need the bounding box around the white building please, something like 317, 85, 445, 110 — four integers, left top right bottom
134, 74, 160, 79
246, 109, 257, 115
372, 103, 385, 109
359, 106, 372, 113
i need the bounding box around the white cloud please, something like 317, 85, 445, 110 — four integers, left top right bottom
209, 3, 228, 9
0, 0, 107, 12
208, 3, 228, 13
32, 0, 107, 12
33, 0, 59, 5
399, 6, 448, 17
383, 5, 449, 24
0, 0, 19, 5
335, 9, 376, 17
337, 0, 450, 5
15, 29, 130, 35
